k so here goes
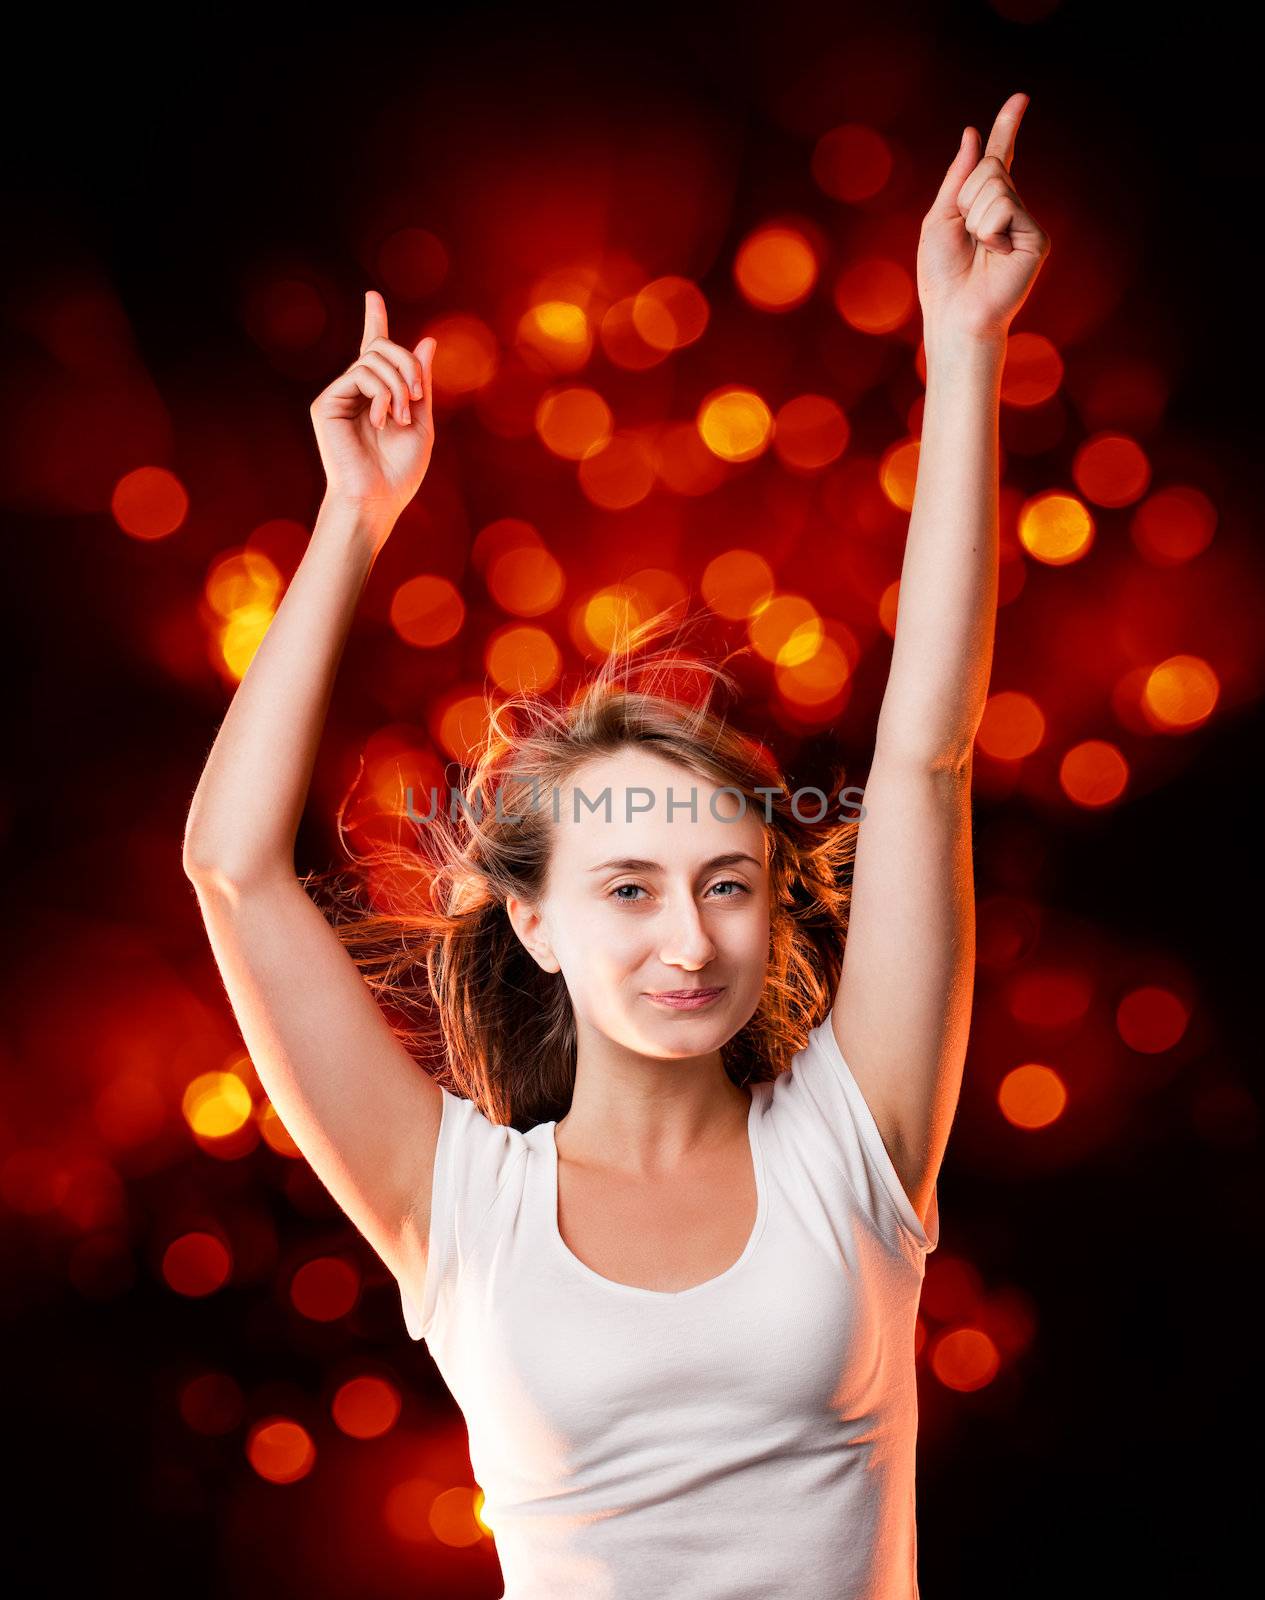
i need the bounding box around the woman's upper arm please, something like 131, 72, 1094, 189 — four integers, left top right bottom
830, 750, 975, 1224
187, 870, 445, 1288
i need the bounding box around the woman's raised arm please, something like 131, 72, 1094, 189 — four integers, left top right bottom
181, 292, 445, 1297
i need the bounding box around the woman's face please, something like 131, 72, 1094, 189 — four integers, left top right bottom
509, 747, 772, 1060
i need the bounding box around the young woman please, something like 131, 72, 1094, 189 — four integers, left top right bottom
183, 93, 1049, 1599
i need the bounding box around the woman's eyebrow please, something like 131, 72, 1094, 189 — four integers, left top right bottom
586, 852, 764, 874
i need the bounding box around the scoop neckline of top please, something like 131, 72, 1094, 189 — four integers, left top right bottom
543, 1083, 768, 1300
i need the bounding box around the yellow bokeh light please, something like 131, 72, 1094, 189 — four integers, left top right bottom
733, 225, 818, 311
576, 430, 657, 509
218, 602, 275, 682
536, 386, 613, 460
697, 388, 773, 463
206, 551, 283, 617
631, 276, 709, 351
702, 550, 776, 620
486, 625, 562, 693
879, 438, 921, 511
390, 575, 465, 647
487, 544, 566, 616
748, 594, 823, 666
518, 300, 593, 370
183, 1072, 253, 1139
775, 634, 850, 708
1142, 655, 1219, 730
580, 587, 650, 654
1018, 492, 1095, 565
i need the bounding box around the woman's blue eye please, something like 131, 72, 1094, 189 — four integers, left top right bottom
609, 879, 750, 903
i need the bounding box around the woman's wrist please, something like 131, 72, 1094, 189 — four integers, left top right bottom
921, 322, 1008, 372
315, 490, 400, 552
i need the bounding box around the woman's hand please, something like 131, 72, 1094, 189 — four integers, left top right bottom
310, 289, 436, 525
917, 93, 1051, 346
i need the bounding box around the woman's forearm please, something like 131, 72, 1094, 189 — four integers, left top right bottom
182, 493, 394, 889
873, 331, 1006, 771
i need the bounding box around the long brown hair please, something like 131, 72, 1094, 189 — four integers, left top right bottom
304, 604, 858, 1131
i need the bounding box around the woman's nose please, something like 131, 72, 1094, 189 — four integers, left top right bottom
658, 895, 717, 968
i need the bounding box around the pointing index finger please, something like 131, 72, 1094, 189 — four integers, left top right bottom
985, 92, 1029, 171
361, 289, 389, 355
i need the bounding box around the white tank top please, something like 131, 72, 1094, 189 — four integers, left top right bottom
398, 1009, 940, 1599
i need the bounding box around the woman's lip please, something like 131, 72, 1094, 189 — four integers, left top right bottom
645, 987, 726, 1008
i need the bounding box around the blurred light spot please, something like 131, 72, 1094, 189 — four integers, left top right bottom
976, 895, 1042, 970
878, 580, 901, 639
376, 227, 449, 301
472, 516, 542, 574
920, 1255, 985, 1323
180, 1372, 245, 1436
1073, 433, 1152, 508
632, 276, 709, 351
428, 313, 499, 397
833, 258, 915, 334
652, 421, 730, 495
998, 1063, 1068, 1129
257, 1100, 302, 1158
1131, 485, 1217, 565
698, 388, 773, 463
217, 604, 274, 682
772, 394, 849, 471
246, 517, 309, 580
390, 575, 465, 647
748, 594, 823, 666
536, 386, 613, 460
241, 276, 328, 352
436, 693, 493, 764
775, 633, 849, 709
976, 692, 1045, 760
626, 566, 689, 618
1009, 968, 1092, 1028
385, 1477, 442, 1542
1116, 986, 1190, 1054
577, 429, 657, 509
332, 1375, 401, 1440
247, 1418, 316, 1484
487, 624, 562, 693
931, 1327, 1001, 1392
517, 300, 592, 371
206, 550, 283, 616
290, 1255, 360, 1323
579, 588, 649, 654
163, 1231, 232, 1297
1142, 654, 1218, 731
734, 224, 818, 311
879, 438, 920, 511
600, 295, 672, 372
488, 544, 566, 616
702, 550, 775, 620
0, 1148, 72, 1214
999, 333, 1063, 407
1018, 492, 1094, 564
431, 1486, 485, 1547
112, 466, 189, 540
94, 1072, 166, 1148
1059, 740, 1129, 807
182, 1071, 253, 1138
811, 124, 893, 202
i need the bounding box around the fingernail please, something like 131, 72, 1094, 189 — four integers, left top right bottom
401, 406, 411, 424
412, 381, 423, 399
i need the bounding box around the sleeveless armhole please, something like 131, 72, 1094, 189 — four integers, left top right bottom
785, 1008, 940, 1259
397, 1085, 526, 1342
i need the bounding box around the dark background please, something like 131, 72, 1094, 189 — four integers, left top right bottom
3, 3, 1259, 1595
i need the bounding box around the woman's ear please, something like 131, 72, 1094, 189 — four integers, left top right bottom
505, 894, 561, 973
